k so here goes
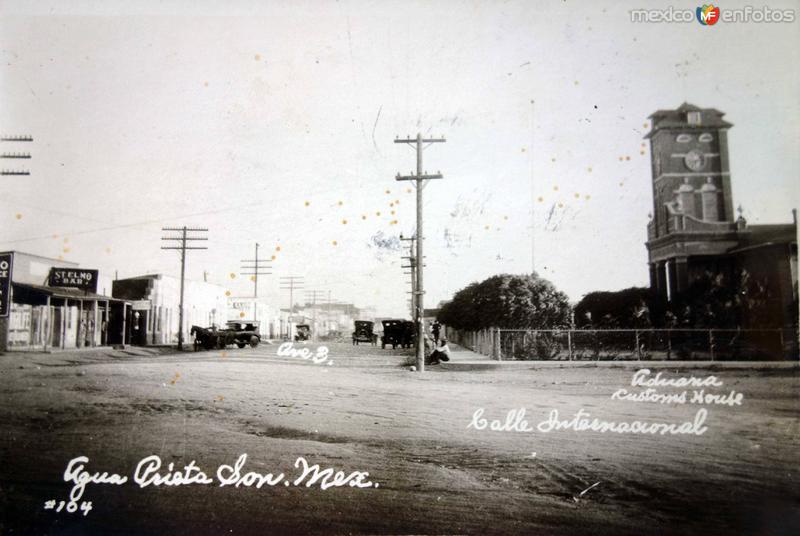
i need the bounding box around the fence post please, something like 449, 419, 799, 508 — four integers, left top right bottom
511, 333, 515, 359
494, 328, 501, 361
635, 330, 641, 361
709, 329, 715, 361
666, 329, 672, 360
567, 330, 573, 361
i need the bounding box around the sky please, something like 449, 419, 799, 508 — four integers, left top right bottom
1, 0, 798, 317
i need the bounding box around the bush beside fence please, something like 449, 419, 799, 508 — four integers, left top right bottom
445, 327, 798, 361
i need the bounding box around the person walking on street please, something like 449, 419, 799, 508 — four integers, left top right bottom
431, 320, 441, 344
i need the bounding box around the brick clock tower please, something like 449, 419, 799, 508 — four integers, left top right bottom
645, 103, 741, 299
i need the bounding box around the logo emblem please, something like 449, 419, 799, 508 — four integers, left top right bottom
697, 4, 721, 25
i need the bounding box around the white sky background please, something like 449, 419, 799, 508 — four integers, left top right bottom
0, 0, 798, 317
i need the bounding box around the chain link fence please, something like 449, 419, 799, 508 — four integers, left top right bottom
445, 327, 798, 361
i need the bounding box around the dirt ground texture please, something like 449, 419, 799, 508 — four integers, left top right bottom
1, 342, 799, 535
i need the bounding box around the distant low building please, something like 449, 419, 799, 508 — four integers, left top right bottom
227, 296, 281, 339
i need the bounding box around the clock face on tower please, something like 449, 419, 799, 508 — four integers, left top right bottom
684, 149, 705, 171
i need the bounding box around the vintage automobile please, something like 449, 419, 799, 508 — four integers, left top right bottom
190, 322, 260, 350
352, 320, 377, 345
294, 324, 311, 342
401, 320, 416, 349
380, 319, 407, 349
223, 321, 261, 348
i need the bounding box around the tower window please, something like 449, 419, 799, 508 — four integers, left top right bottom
676, 134, 692, 143
687, 111, 702, 125
699, 133, 713, 142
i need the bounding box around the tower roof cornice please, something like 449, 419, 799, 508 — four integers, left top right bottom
645, 103, 733, 139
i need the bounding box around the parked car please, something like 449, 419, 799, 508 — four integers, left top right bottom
380, 319, 406, 349
295, 324, 311, 341
401, 320, 416, 349
224, 321, 261, 348
191, 322, 260, 350
352, 320, 377, 345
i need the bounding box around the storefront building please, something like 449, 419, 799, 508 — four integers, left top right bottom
0, 251, 129, 352
112, 274, 226, 345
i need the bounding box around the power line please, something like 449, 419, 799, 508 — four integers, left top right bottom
240, 242, 273, 322
161, 226, 208, 350
394, 133, 446, 373
240, 242, 272, 295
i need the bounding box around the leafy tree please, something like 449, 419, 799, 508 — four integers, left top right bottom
438, 273, 571, 330
574, 287, 658, 329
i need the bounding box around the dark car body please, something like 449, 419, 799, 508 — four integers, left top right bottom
222, 321, 261, 348
401, 320, 416, 348
295, 324, 311, 341
380, 319, 407, 349
352, 320, 376, 345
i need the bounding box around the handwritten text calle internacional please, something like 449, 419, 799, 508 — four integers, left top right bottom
467, 369, 746, 437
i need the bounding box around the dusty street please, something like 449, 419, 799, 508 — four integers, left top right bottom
1, 342, 798, 535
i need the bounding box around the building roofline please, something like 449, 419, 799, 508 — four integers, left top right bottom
0, 250, 80, 266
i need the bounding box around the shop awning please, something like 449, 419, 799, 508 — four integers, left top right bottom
12, 282, 128, 303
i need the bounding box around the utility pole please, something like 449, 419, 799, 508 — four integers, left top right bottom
161, 226, 208, 350
279, 276, 305, 339
1, 135, 33, 177
240, 242, 273, 322
394, 133, 446, 372
400, 234, 417, 319
305, 289, 327, 341
529, 99, 536, 274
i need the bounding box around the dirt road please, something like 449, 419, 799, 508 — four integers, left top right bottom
1, 342, 798, 534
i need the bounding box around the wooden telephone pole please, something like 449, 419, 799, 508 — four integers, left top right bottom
279, 276, 305, 339
240, 242, 273, 322
161, 226, 208, 350
394, 133, 446, 372
400, 234, 417, 319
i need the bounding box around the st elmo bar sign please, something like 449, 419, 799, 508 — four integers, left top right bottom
48, 268, 99, 293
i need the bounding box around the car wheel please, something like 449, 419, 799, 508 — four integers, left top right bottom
237, 343, 246, 349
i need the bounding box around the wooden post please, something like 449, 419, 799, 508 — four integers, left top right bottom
635, 330, 641, 361
77, 299, 83, 348
567, 330, 573, 361
92, 300, 98, 347
666, 329, 672, 360
44, 295, 51, 352
709, 330, 715, 361
121, 303, 127, 346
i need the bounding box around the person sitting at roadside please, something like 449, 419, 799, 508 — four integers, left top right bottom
428, 338, 451, 365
